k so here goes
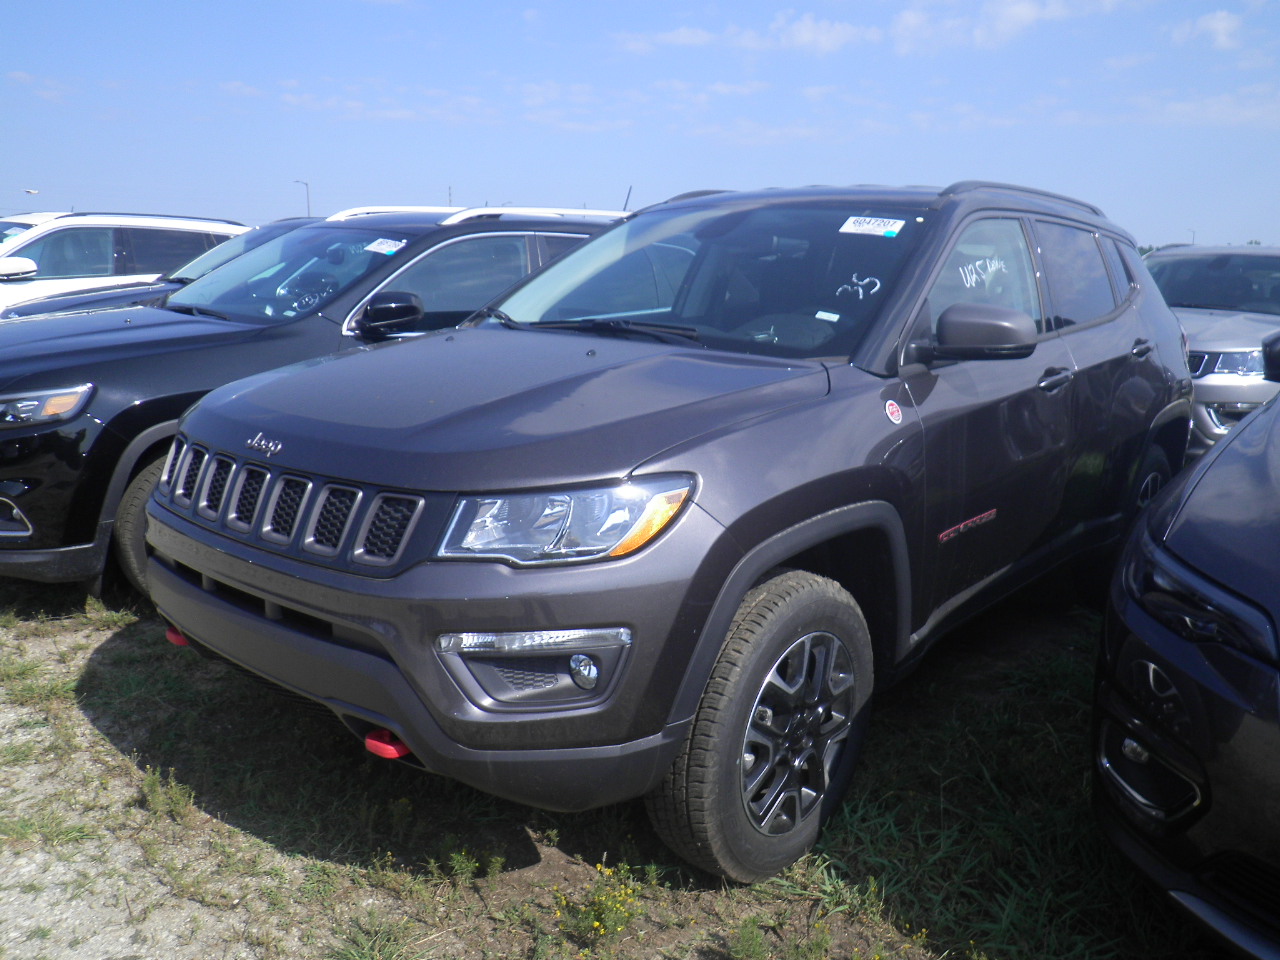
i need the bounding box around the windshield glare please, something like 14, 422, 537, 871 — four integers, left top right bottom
495, 202, 924, 359
167, 225, 414, 322
1148, 253, 1280, 317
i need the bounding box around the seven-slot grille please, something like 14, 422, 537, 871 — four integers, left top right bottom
158, 436, 426, 567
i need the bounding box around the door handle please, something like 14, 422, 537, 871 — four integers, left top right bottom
1037, 367, 1073, 392
1131, 338, 1153, 358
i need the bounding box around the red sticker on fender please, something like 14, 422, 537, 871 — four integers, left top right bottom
885, 400, 903, 424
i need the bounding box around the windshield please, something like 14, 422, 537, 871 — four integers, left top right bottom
1148, 252, 1280, 317
167, 218, 314, 282
494, 201, 925, 359
167, 224, 415, 322
0, 221, 35, 250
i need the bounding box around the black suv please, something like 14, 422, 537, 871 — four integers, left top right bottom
0, 207, 616, 590
146, 182, 1192, 880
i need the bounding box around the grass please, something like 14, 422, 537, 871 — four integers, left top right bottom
0, 579, 1221, 959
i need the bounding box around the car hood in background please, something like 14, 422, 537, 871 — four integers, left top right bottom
0, 305, 275, 390
1172, 307, 1280, 353
1164, 400, 1280, 609
185, 326, 831, 491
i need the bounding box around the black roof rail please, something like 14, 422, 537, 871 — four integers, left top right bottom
940, 181, 1103, 217
52, 211, 245, 226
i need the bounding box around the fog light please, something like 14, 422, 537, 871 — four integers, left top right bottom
569, 654, 599, 690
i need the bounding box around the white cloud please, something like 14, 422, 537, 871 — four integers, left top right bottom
1172, 10, 1244, 50
1144, 83, 1280, 127
618, 11, 880, 56
893, 0, 1122, 52
220, 81, 263, 98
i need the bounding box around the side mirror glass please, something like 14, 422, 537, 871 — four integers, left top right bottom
0, 256, 38, 281
933, 303, 1039, 360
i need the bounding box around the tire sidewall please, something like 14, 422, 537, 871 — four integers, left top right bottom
703, 574, 873, 879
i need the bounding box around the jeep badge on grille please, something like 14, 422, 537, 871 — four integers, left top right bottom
245, 432, 283, 457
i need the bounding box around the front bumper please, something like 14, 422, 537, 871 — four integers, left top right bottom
145, 497, 731, 811
1188, 373, 1279, 455
1096, 590, 1280, 958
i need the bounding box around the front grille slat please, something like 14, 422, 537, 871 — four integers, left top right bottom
157, 434, 427, 571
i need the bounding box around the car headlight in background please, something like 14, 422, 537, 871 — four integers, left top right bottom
0, 384, 94, 427
1211, 349, 1264, 377
439, 474, 694, 565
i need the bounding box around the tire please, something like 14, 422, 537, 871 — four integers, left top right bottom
113, 454, 166, 595
645, 570, 874, 881
1131, 445, 1171, 514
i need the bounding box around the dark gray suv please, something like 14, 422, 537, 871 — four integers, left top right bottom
146, 182, 1192, 880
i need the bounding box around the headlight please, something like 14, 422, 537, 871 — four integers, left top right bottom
438, 475, 694, 565
1211, 350, 1264, 377
0, 384, 94, 427
1123, 528, 1277, 663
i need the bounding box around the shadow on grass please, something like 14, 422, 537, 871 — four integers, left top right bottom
73, 612, 690, 885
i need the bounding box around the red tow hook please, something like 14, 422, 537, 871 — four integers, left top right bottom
165, 626, 190, 647
365, 728, 412, 759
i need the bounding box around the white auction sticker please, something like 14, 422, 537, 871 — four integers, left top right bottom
885, 399, 903, 424
840, 216, 906, 238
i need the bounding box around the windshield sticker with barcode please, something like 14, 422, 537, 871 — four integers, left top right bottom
839, 217, 905, 238
364, 238, 407, 256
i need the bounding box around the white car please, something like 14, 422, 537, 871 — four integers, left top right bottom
0, 211, 245, 311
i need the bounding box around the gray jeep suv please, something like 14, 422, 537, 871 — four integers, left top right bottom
145, 182, 1192, 880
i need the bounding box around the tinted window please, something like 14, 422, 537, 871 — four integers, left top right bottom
123, 228, 223, 274
18, 227, 114, 278
539, 233, 587, 265
925, 218, 1042, 331
388, 235, 531, 312
1035, 221, 1117, 328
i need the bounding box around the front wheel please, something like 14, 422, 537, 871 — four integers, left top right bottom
646, 570, 874, 881
113, 454, 166, 594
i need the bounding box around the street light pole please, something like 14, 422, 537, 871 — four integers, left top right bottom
294, 180, 311, 217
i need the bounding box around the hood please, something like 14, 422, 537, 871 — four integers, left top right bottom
0, 305, 269, 389
185, 326, 830, 490
1164, 400, 1280, 608
1172, 307, 1280, 353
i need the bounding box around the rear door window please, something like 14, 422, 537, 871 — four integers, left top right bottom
122, 228, 224, 275
1034, 221, 1118, 329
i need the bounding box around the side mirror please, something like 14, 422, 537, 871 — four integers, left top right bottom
353, 291, 424, 341
933, 303, 1038, 360
1263, 330, 1280, 383
0, 256, 38, 281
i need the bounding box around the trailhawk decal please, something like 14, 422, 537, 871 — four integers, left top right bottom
938, 509, 998, 543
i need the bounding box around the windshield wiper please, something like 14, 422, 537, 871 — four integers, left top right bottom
533, 317, 701, 345
167, 304, 230, 321
466, 306, 528, 330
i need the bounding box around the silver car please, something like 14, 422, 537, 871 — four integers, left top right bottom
1145, 245, 1280, 453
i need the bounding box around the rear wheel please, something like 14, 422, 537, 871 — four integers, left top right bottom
113, 454, 166, 594
646, 570, 874, 881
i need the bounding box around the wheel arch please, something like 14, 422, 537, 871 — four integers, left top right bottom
96, 420, 179, 526
666, 500, 912, 726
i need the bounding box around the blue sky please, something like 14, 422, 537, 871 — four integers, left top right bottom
4, 1, 1278, 246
